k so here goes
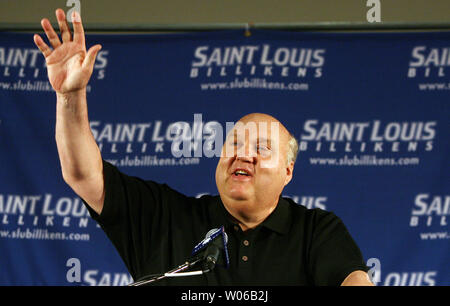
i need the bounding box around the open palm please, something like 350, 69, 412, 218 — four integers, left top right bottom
33, 9, 101, 94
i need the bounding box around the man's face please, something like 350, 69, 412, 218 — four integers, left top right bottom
215, 114, 294, 218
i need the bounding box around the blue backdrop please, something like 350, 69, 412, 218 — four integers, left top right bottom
0, 30, 448, 285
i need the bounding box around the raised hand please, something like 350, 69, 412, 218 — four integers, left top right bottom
33, 9, 101, 94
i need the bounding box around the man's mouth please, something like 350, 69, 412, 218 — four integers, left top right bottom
233, 169, 250, 176
230, 168, 253, 182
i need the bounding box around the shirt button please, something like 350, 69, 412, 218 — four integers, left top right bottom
243, 240, 249, 246
242, 256, 248, 262
234, 225, 239, 232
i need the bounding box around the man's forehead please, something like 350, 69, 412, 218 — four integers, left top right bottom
227, 115, 289, 141
229, 133, 275, 145
228, 121, 278, 139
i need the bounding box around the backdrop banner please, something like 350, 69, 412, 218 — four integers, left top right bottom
0, 30, 448, 286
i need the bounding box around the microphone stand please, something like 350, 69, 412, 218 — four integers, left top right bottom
128, 256, 209, 286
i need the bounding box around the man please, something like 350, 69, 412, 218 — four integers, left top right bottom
34, 9, 373, 286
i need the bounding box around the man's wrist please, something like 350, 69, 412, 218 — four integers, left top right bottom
56, 88, 87, 107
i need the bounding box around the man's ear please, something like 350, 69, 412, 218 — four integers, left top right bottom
284, 162, 294, 186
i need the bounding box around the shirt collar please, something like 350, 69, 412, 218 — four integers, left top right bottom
211, 196, 291, 235
260, 197, 291, 235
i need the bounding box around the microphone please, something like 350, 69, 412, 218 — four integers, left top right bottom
128, 226, 229, 286
203, 244, 220, 271
191, 226, 229, 272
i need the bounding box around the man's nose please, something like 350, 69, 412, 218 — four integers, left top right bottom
236, 142, 257, 162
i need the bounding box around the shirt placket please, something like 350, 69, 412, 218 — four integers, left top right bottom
233, 225, 253, 274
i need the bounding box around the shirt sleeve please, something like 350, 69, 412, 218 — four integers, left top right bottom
308, 209, 369, 286
81, 159, 186, 280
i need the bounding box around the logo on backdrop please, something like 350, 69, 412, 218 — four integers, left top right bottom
0, 46, 108, 92
299, 119, 437, 167
381, 271, 437, 286
409, 194, 449, 241
66, 258, 132, 286
91, 114, 220, 167
366, 258, 438, 286
189, 44, 326, 91
0, 193, 96, 242
408, 46, 449, 78
407, 46, 450, 91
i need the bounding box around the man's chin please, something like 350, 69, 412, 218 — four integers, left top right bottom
226, 191, 251, 202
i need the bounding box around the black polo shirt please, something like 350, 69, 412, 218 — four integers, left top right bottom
83, 160, 368, 286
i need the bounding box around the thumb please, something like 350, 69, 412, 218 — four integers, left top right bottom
82, 44, 102, 70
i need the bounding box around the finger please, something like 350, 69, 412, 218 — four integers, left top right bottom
41, 18, 61, 49
55, 8, 72, 43
71, 11, 85, 46
33, 34, 52, 58
82, 44, 102, 70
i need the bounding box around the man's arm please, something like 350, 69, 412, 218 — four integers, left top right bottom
341, 270, 374, 286
34, 9, 104, 214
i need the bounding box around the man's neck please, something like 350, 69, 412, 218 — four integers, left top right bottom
221, 197, 278, 232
